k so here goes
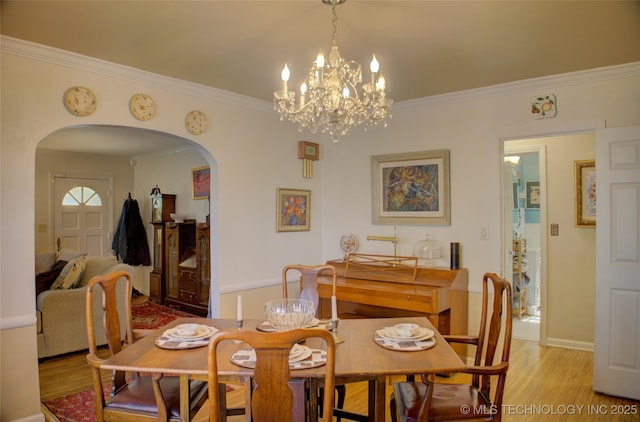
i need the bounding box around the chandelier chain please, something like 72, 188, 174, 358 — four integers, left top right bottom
331, 4, 338, 46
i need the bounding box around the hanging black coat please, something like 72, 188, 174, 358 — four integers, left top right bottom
112, 198, 151, 266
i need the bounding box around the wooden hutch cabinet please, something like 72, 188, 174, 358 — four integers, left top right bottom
164, 221, 210, 316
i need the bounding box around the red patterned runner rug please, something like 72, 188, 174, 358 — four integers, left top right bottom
41, 301, 198, 422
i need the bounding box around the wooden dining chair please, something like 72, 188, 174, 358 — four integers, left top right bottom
391, 272, 513, 422
282, 264, 338, 314
207, 328, 336, 422
283, 264, 370, 421
85, 270, 208, 422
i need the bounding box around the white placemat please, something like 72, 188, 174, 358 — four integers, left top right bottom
230, 347, 327, 369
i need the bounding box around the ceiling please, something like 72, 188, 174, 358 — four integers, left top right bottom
3, 1, 640, 156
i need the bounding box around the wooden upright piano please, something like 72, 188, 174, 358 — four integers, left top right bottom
317, 254, 468, 355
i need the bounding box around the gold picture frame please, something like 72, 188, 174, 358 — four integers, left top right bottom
575, 159, 596, 227
371, 149, 451, 225
276, 188, 311, 232
192, 166, 210, 200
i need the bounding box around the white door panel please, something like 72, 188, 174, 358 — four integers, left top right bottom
594, 126, 640, 400
54, 176, 111, 256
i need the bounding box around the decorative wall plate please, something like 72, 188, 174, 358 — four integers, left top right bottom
530, 94, 556, 119
129, 93, 156, 121
63, 86, 97, 117
185, 110, 208, 135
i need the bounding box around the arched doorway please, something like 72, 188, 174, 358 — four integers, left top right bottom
35, 125, 217, 315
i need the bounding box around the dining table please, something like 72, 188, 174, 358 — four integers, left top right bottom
100, 316, 465, 422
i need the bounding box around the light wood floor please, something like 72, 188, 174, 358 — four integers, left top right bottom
39, 337, 639, 421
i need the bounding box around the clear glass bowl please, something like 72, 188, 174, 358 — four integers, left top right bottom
264, 299, 315, 331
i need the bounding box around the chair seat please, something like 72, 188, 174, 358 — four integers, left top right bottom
394, 381, 492, 422
106, 376, 207, 419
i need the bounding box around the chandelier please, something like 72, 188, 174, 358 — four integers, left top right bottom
274, 0, 393, 142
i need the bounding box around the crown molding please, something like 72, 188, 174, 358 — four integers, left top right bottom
4, 35, 638, 113
1, 35, 272, 112
394, 61, 640, 111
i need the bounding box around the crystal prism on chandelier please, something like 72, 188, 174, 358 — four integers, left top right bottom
274, 0, 393, 142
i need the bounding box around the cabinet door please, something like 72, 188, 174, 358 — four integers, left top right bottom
165, 224, 180, 300
149, 271, 162, 304
196, 224, 210, 308
152, 224, 163, 272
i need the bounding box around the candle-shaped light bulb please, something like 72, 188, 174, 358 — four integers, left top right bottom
281, 64, 290, 82
342, 85, 350, 98
331, 295, 338, 321
281, 64, 290, 95
370, 54, 379, 85
376, 73, 386, 91
370, 55, 380, 73
236, 295, 243, 321
316, 50, 325, 85
316, 50, 325, 68
300, 81, 307, 107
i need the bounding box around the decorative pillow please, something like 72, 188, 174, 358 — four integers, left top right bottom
35, 260, 68, 296
60, 258, 87, 289
51, 257, 86, 289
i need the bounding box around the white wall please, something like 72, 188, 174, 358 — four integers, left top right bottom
2, 36, 640, 421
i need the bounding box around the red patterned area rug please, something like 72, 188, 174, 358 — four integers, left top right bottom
130, 300, 197, 329
41, 301, 199, 422
42, 385, 109, 422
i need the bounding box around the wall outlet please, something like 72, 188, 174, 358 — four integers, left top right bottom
480, 227, 489, 240
550, 223, 559, 236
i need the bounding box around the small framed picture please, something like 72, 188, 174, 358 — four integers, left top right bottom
276, 188, 311, 232
192, 166, 210, 200
575, 160, 596, 227
525, 181, 540, 209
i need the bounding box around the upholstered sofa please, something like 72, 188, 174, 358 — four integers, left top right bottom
35, 249, 134, 358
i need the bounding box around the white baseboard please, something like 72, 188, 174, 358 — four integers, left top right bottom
545, 337, 594, 352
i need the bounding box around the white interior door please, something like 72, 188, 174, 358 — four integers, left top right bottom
53, 176, 111, 256
593, 125, 640, 400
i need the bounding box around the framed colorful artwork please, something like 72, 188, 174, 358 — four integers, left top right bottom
575, 160, 596, 227
192, 166, 210, 199
525, 181, 540, 209
371, 149, 450, 225
276, 188, 311, 232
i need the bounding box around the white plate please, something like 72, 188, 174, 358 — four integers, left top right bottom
289, 345, 313, 362
376, 326, 434, 341
289, 344, 306, 359
164, 324, 216, 341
